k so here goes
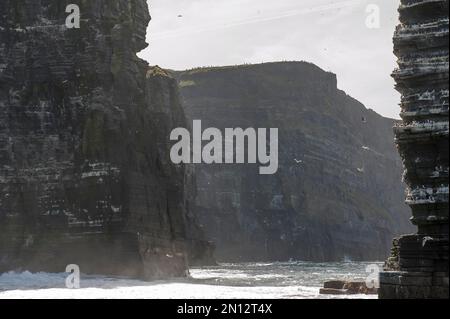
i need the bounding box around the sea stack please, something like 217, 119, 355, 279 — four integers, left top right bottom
379, 0, 449, 298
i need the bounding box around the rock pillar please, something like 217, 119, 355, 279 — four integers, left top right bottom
379, 0, 449, 299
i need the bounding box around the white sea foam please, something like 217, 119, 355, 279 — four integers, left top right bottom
0, 262, 379, 299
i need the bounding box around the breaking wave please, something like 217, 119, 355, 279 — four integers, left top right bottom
0, 261, 380, 299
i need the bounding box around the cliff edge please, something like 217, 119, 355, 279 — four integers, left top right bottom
0, 0, 210, 278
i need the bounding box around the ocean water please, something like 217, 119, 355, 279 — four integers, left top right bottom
0, 261, 381, 299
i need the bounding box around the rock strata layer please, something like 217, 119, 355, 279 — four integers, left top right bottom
379, 0, 449, 299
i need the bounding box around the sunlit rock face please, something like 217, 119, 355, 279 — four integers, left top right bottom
0, 1, 209, 279
175, 62, 413, 262
380, 0, 449, 299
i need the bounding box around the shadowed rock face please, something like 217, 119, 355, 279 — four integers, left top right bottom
380, 0, 449, 299
175, 62, 414, 262
0, 1, 210, 279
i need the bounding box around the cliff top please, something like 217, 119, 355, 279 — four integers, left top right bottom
172, 61, 395, 122
173, 61, 335, 77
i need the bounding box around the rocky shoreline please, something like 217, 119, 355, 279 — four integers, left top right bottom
320, 280, 378, 295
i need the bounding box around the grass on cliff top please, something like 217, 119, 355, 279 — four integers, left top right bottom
146, 65, 171, 78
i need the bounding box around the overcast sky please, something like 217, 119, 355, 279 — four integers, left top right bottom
139, 0, 401, 119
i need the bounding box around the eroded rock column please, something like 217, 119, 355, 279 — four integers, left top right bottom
379, 0, 449, 299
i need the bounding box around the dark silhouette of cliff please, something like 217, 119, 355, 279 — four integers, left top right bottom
0, 1, 212, 279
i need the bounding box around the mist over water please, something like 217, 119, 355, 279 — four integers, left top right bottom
0, 261, 381, 299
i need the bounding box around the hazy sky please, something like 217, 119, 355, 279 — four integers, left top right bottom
139, 0, 401, 119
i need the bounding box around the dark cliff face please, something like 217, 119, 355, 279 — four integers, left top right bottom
380, 0, 449, 299
0, 1, 206, 278
175, 62, 414, 262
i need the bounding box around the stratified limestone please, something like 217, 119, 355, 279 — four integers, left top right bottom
175, 62, 414, 262
379, 0, 449, 299
0, 1, 209, 279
